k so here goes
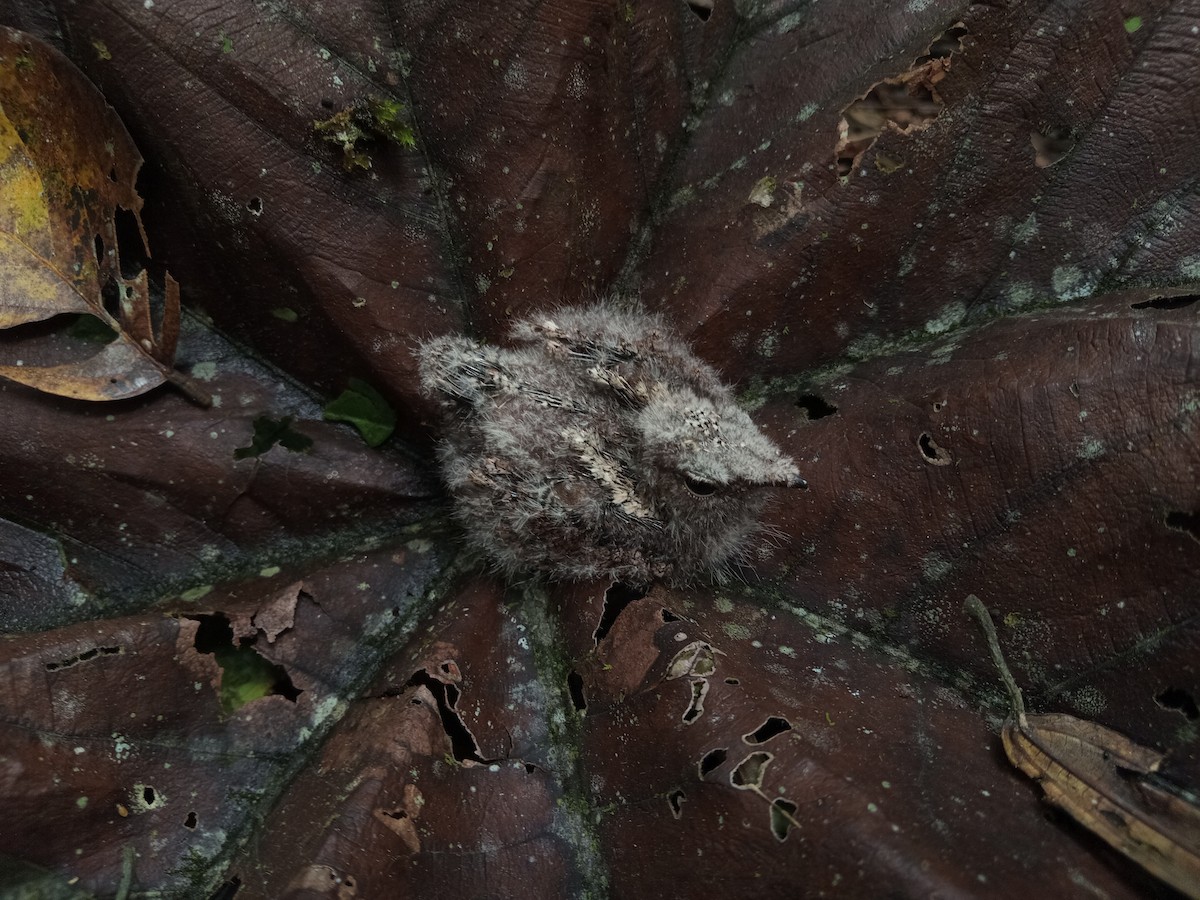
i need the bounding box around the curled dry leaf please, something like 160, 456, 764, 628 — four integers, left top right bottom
966, 595, 1200, 899
0, 27, 205, 403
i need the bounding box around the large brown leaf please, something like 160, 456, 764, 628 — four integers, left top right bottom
0, 1, 1196, 898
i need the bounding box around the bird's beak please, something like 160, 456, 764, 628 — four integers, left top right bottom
771, 472, 807, 489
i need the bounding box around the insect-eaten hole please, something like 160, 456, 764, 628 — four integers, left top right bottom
698, 747, 727, 778
770, 798, 798, 842
918, 432, 952, 465
407, 669, 492, 765
1164, 510, 1200, 543
113, 206, 148, 273
188, 613, 301, 713
246, 196, 264, 216
660, 608, 681, 623
684, 0, 713, 21
795, 393, 838, 420
730, 751, 773, 790
742, 715, 793, 745
45, 645, 121, 671
1131, 293, 1199, 311
667, 788, 687, 819
207, 876, 242, 900
724, 677, 740, 686
592, 582, 646, 645
1030, 126, 1075, 168
682, 678, 709, 724
567, 669, 588, 712
142, 785, 156, 805
1156, 686, 1200, 720
835, 22, 967, 175
184, 811, 198, 829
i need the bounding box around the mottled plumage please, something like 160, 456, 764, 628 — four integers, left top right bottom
418, 304, 805, 585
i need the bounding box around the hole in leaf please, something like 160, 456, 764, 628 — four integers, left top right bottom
94, 234, 105, 267
682, 677, 709, 724
107, 166, 119, 183
698, 747, 727, 777
1156, 686, 1200, 720
246, 196, 264, 215
1165, 510, 1200, 543
724, 677, 740, 685
233, 415, 314, 460
184, 811, 198, 829
685, 0, 712, 21
835, 23, 967, 175
567, 670, 587, 712
795, 393, 838, 420
668, 788, 686, 819
916, 23, 969, 62
743, 716, 793, 745
1131, 293, 1199, 310
730, 751, 773, 790
188, 614, 301, 713
660, 608, 681, 622
142, 786, 156, 805
113, 207, 148, 272
770, 798, 798, 841
407, 669, 489, 764
1030, 126, 1075, 168
207, 876, 242, 900
592, 582, 646, 644
45, 645, 121, 671
918, 432, 952, 465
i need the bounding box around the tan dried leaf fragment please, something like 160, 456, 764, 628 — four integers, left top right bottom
965, 595, 1200, 898
0, 28, 207, 404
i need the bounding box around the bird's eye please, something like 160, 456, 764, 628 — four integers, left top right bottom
683, 473, 718, 496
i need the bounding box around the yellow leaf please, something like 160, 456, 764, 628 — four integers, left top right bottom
0, 27, 206, 405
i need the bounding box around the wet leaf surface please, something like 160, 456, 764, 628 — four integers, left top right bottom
0, 1, 1197, 897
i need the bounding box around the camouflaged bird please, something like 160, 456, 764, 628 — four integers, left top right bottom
417, 304, 805, 585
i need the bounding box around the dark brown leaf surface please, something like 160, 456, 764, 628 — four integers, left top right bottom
0, 1, 1197, 898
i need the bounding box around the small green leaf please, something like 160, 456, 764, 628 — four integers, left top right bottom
234, 415, 313, 459
323, 378, 396, 447
1124, 16, 1142, 33
65, 313, 118, 344
270, 307, 299, 323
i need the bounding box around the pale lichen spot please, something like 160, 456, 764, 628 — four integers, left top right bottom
723, 622, 751, 640
1012, 213, 1038, 244
191, 361, 218, 381
921, 552, 951, 582
924, 301, 966, 335
1077, 436, 1104, 460
1004, 280, 1038, 307
1178, 254, 1200, 280
1051, 265, 1093, 302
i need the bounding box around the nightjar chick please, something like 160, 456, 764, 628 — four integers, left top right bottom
417, 304, 805, 585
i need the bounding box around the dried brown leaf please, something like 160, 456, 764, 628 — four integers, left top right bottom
968, 596, 1200, 899
0, 28, 203, 403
